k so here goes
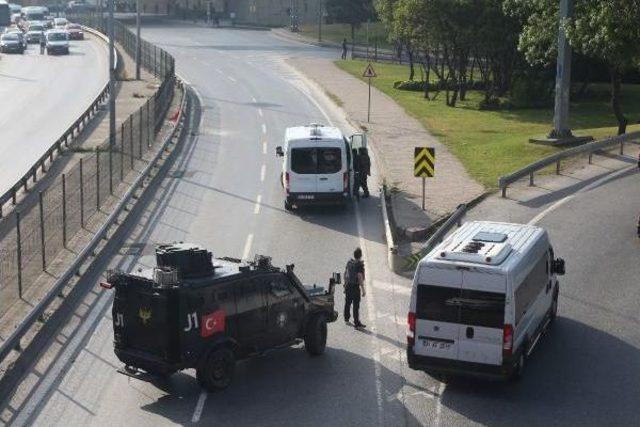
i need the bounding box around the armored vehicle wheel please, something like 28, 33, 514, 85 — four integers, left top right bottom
305, 314, 327, 356
196, 346, 235, 391
284, 200, 293, 211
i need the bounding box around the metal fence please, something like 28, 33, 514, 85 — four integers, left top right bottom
0, 16, 176, 318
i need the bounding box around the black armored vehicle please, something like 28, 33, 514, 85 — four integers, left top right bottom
101, 243, 339, 391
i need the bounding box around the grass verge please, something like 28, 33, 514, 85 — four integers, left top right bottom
335, 59, 640, 188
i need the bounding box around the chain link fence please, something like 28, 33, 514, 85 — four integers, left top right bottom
0, 15, 176, 317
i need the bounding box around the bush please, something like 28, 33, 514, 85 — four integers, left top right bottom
393, 80, 426, 91
479, 96, 513, 111
508, 75, 553, 109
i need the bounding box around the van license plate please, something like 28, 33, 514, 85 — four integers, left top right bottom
423, 339, 452, 350
298, 195, 315, 200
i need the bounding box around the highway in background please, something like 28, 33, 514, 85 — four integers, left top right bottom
0, 33, 108, 195
1, 22, 638, 426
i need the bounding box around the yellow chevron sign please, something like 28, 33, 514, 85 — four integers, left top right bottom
414, 147, 435, 178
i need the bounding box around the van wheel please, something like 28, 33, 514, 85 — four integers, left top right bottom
511, 350, 526, 381
305, 314, 327, 356
196, 346, 235, 391
284, 200, 293, 211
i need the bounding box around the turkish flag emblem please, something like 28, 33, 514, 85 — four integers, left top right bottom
201, 310, 226, 338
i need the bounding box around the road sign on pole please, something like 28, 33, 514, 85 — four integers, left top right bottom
414, 147, 435, 211
363, 63, 377, 122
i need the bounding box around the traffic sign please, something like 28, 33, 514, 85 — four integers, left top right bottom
414, 147, 435, 178
362, 63, 377, 78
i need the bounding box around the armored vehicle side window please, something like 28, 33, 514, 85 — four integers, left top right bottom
269, 277, 293, 299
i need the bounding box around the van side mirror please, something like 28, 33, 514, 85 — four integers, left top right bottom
275, 146, 284, 157
552, 258, 566, 276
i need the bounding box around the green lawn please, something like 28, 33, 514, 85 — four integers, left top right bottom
336, 59, 640, 188
300, 22, 391, 49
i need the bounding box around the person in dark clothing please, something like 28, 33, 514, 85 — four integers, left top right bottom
358, 147, 371, 198
39, 33, 46, 55
352, 148, 361, 199
341, 38, 348, 60
344, 248, 366, 329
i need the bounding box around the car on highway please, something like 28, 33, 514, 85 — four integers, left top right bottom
52, 17, 67, 28
0, 31, 25, 53
45, 29, 69, 55
21, 6, 45, 22
25, 23, 45, 43
10, 12, 20, 24
276, 123, 368, 211
64, 23, 83, 40
101, 244, 340, 391
407, 221, 566, 381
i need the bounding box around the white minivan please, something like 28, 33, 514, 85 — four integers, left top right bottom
407, 221, 565, 380
276, 124, 367, 211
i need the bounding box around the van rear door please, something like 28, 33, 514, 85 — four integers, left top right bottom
289, 147, 317, 194
414, 269, 462, 361
315, 146, 343, 193
456, 271, 505, 366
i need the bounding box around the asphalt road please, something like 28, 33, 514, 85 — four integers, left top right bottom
0, 33, 108, 195
1, 22, 638, 427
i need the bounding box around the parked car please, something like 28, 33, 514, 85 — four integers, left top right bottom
45, 29, 69, 54
0, 32, 25, 53
25, 23, 45, 43
65, 23, 83, 40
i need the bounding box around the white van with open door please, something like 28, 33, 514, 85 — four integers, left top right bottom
407, 221, 565, 380
276, 124, 367, 211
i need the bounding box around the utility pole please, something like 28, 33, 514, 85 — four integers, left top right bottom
135, 0, 141, 80
550, 0, 573, 139
317, 1, 322, 42
108, 0, 116, 187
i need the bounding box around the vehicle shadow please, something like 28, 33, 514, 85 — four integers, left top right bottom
141, 346, 421, 426
439, 317, 640, 425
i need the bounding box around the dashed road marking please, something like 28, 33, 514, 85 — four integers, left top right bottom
254, 195, 262, 214
242, 234, 254, 260
262, 141, 267, 154
251, 96, 257, 103
261, 124, 267, 134
191, 391, 208, 423
260, 164, 266, 182
258, 108, 264, 117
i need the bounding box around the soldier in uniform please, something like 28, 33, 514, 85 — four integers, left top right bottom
344, 248, 366, 329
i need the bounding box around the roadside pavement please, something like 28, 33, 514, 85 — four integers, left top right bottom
286, 54, 485, 239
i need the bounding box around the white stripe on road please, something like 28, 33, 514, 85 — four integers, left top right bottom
191, 391, 208, 423
227, 76, 237, 83
262, 141, 267, 155
258, 108, 264, 117
261, 124, 267, 134
242, 234, 254, 260
254, 195, 262, 214
252, 96, 257, 103
260, 164, 266, 182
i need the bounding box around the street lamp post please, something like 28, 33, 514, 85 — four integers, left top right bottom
108, 0, 116, 192
135, 0, 141, 80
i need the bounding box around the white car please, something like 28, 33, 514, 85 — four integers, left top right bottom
407, 221, 565, 380
45, 29, 69, 55
53, 17, 68, 28
275, 124, 367, 211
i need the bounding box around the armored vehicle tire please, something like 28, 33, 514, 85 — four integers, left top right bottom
305, 314, 327, 356
284, 200, 293, 211
196, 346, 235, 391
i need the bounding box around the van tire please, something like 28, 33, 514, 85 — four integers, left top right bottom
304, 314, 327, 356
549, 294, 558, 324
284, 200, 293, 211
511, 347, 527, 381
196, 346, 235, 391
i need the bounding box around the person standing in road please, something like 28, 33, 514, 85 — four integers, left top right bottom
358, 147, 371, 198
344, 248, 366, 329
341, 38, 348, 60
39, 33, 46, 55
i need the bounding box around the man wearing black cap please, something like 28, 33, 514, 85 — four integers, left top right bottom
344, 247, 366, 329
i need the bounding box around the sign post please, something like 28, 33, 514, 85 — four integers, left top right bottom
362, 63, 377, 122
414, 147, 436, 211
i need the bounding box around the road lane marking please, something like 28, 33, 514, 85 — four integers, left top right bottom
260, 164, 266, 182
261, 124, 267, 134
252, 96, 257, 103
227, 76, 237, 83
191, 391, 208, 423
242, 234, 254, 260
258, 108, 264, 117
528, 165, 635, 225
262, 141, 267, 154
254, 195, 262, 214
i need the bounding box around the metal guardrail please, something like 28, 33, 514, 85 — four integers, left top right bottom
498, 131, 640, 197
0, 29, 116, 218
0, 81, 190, 365
404, 204, 467, 270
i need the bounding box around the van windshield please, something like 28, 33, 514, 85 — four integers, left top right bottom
416, 285, 505, 328
291, 147, 341, 174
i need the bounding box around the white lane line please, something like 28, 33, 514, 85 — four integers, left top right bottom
528, 165, 635, 225
242, 234, 254, 260
191, 391, 208, 423
262, 141, 267, 155
213, 68, 223, 75
260, 164, 266, 182
252, 96, 257, 103
227, 76, 237, 83
254, 195, 262, 214
434, 382, 444, 426
261, 124, 267, 134
258, 108, 264, 117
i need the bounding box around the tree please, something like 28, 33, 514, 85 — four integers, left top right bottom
505, 0, 640, 134
326, 0, 375, 51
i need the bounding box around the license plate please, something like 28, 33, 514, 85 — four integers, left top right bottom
423, 339, 453, 350
298, 195, 315, 200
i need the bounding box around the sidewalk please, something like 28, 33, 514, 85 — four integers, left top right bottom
287, 56, 485, 238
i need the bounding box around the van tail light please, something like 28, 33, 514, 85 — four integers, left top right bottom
502, 324, 513, 357
343, 172, 349, 192
407, 312, 416, 347
100, 282, 113, 290
284, 172, 290, 193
